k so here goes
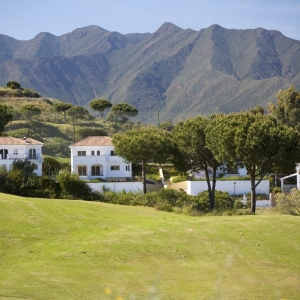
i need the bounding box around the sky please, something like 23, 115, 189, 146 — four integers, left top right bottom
1, 0, 300, 41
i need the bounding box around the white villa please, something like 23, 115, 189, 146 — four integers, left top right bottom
69, 136, 132, 181
0, 136, 44, 176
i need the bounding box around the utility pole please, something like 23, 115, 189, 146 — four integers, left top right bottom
158, 110, 160, 127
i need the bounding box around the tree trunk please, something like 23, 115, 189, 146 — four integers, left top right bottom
142, 159, 147, 194
204, 166, 214, 210
250, 175, 256, 213
211, 166, 218, 209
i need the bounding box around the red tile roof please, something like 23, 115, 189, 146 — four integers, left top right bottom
69, 136, 113, 146
0, 136, 43, 145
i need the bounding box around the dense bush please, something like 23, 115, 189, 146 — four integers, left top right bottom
0, 161, 90, 200
271, 187, 282, 193
7, 81, 21, 89
42, 157, 61, 177
0, 165, 60, 198
92, 188, 237, 215
275, 188, 300, 216
0, 159, 243, 216
57, 170, 92, 200
22, 88, 41, 98
192, 191, 234, 213
172, 174, 187, 183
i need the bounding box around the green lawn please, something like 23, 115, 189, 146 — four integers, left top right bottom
0, 193, 299, 300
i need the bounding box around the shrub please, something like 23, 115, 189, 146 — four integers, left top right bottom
12, 159, 35, 179
214, 190, 235, 209
57, 170, 92, 200
256, 194, 268, 200
33, 176, 61, 198
95, 188, 236, 215
0, 162, 60, 198
42, 157, 61, 177
234, 200, 244, 209
7, 81, 21, 89
154, 200, 173, 212
191, 193, 211, 213
275, 188, 300, 216
146, 173, 161, 181
155, 189, 190, 208
22, 88, 41, 98
172, 174, 187, 183
193, 190, 234, 213
131, 193, 157, 207
272, 187, 282, 193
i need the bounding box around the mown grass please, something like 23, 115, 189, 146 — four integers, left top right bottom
0, 193, 300, 299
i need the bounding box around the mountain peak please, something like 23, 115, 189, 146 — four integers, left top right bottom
156, 22, 181, 34
61, 25, 109, 40
33, 32, 57, 40
1, 23, 300, 122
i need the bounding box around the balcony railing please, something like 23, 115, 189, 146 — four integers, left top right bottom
73, 155, 105, 157
1, 154, 41, 160
7, 154, 26, 160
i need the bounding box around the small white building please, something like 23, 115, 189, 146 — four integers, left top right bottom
69, 136, 132, 181
279, 163, 299, 192
0, 136, 44, 176
192, 165, 247, 179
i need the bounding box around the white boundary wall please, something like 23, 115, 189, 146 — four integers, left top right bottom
89, 182, 143, 193
187, 180, 270, 196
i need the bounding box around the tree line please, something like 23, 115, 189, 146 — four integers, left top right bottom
1, 84, 300, 214
113, 85, 300, 213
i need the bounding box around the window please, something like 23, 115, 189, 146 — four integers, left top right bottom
78, 151, 86, 156
91, 165, 103, 176
78, 166, 87, 176
110, 150, 115, 156
111, 165, 120, 171
91, 151, 95, 156
29, 149, 36, 159
13, 149, 18, 155
97, 150, 100, 155
126, 165, 130, 171
0, 149, 8, 159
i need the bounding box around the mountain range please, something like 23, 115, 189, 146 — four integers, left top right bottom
0, 22, 300, 123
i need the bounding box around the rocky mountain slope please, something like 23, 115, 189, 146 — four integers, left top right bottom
0, 23, 299, 122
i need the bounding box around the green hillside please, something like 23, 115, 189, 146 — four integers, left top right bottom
1, 193, 300, 299
0, 91, 123, 157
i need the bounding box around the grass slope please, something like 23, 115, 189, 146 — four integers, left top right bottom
1, 193, 300, 299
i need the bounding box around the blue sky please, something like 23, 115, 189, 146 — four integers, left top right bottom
1, 0, 300, 41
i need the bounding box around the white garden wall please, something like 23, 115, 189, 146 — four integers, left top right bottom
187, 180, 270, 196
89, 182, 143, 193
